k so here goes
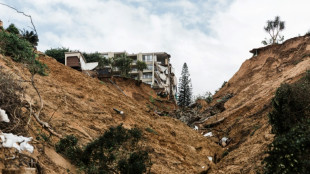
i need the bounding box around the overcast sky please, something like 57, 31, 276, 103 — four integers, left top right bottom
1, 0, 310, 95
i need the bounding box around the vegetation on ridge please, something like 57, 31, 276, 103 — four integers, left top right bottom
262, 16, 285, 45
0, 24, 47, 75
263, 71, 310, 174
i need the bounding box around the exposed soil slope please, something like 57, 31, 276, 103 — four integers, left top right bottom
199, 36, 310, 173
0, 53, 221, 173
110, 76, 177, 114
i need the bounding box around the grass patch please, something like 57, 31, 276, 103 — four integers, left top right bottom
145, 127, 158, 135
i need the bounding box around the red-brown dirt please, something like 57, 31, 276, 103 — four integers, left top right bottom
0, 52, 220, 173
200, 35, 310, 173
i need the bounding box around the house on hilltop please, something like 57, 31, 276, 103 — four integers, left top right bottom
65, 52, 98, 71
65, 51, 177, 98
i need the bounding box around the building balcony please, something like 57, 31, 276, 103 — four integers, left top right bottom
142, 69, 152, 73
142, 78, 152, 83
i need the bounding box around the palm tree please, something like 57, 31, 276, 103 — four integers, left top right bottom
114, 54, 132, 77
136, 60, 147, 81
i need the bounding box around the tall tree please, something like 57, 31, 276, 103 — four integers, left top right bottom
136, 60, 147, 81
114, 54, 132, 77
262, 16, 285, 45
177, 63, 192, 107
97, 57, 110, 69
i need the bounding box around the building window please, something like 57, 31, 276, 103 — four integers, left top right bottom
143, 73, 152, 79
147, 65, 153, 70
131, 68, 137, 72
145, 81, 152, 85
143, 55, 153, 62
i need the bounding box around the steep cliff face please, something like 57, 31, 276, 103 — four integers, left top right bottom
0, 53, 220, 173
200, 36, 310, 173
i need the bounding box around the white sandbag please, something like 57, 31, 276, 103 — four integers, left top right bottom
208, 156, 213, 162
0, 133, 34, 153
0, 108, 10, 122
204, 132, 213, 137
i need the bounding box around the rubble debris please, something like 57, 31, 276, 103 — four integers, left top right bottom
170, 93, 233, 127
203, 132, 213, 137
203, 117, 226, 128
113, 108, 124, 115
220, 137, 230, 147
0, 132, 34, 153
0, 108, 10, 122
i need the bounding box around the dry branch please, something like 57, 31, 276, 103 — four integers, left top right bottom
0, 3, 37, 34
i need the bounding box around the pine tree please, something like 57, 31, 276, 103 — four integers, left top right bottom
177, 63, 192, 107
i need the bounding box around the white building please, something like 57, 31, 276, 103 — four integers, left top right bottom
65, 52, 98, 71
65, 51, 177, 98
102, 52, 177, 98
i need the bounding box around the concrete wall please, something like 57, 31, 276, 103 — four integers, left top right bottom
65, 52, 98, 71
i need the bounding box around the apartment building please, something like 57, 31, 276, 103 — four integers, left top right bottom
64, 51, 177, 98
101, 52, 177, 98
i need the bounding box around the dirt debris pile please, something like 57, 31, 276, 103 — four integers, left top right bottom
182, 35, 310, 173
0, 52, 220, 173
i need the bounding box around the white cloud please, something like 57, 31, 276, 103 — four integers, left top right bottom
1, 0, 310, 96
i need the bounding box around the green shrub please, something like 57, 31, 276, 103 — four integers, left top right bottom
263, 71, 310, 173
145, 127, 157, 135
82, 52, 103, 62
0, 30, 34, 62
56, 125, 152, 174
55, 135, 78, 153
29, 59, 49, 76
221, 81, 227, 88
21, 29, 39, 48
6, 24, 19, 35
263, 120, 310, 174
45, 47, 70, 64
118, 151, 151, 174
0, 30, 47, 75
222, 150, 229, 158
55, 135, 82, 165
268, 79, 310, 135
149, 96, 155, 104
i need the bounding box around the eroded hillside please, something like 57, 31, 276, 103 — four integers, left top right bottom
2, 34, 310, 174
0, 52, 221, 173
190, 36, 310, 173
